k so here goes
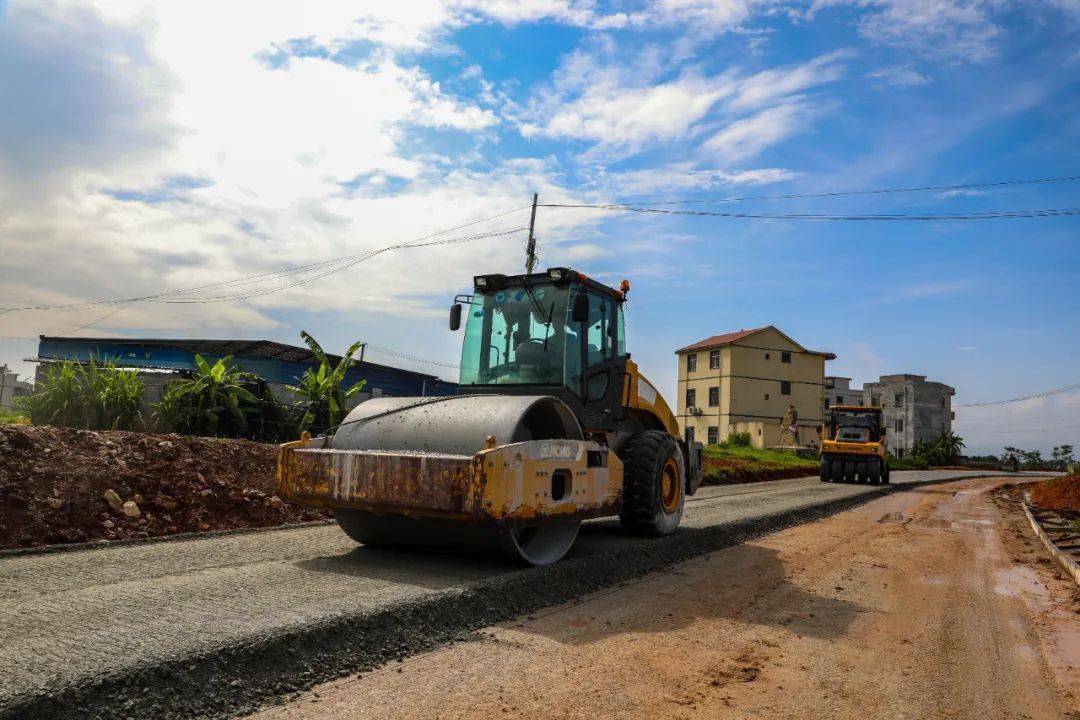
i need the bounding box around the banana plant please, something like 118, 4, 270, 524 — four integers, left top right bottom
160, 354, 259, 436
285, 331, 366, 433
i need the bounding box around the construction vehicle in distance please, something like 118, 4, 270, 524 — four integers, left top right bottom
276, 267, 703, 565
819, 405, 890, 484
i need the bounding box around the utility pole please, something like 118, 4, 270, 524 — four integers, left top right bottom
525, 192, 538, 274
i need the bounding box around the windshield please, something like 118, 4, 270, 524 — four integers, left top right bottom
831, 410, 880, 440
459, 282, 572, 385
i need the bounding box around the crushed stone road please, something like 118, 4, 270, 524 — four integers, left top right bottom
250, 476, 1080, 720
0, 470, 1054, 718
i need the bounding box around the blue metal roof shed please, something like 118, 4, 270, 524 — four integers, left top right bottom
34, 336, 457, 397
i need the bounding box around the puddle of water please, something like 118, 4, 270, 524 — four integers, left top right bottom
879, 512, 908, 525
994, 565, 1051, 601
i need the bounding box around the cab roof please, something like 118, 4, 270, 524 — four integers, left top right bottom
473, 267, 624, 301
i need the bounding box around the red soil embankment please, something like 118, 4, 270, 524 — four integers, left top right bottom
0, 424, 329, 550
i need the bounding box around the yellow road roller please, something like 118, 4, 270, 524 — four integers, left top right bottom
276, 267, 703, 565
820, 405, 890, 484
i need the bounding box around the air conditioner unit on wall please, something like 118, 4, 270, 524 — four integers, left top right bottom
689, 406, 703, 416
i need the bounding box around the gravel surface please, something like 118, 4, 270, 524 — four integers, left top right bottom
0, 470, 1055, 720
250, 476, 1079, 720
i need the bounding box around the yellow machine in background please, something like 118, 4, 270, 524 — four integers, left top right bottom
819, 405, 890, 484
277, 267, 703, 565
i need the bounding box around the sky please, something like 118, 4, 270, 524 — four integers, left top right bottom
0, 0, 1078, 456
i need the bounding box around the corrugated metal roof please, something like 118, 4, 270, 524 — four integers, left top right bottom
38, 336, 443, 380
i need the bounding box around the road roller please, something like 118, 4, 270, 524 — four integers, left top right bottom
819, 405, 890, 484
276, 267, 703, 565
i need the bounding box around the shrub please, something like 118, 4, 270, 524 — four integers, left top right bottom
15, 359, 144, 430
721, 431, 752, 448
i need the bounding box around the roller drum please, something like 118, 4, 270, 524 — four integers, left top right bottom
329, 394, 585, 565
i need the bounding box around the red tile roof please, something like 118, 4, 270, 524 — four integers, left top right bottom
676, 327, 767, 354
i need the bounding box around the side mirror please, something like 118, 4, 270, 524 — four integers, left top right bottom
449, 303, 462, 331
571, 292, 589, 323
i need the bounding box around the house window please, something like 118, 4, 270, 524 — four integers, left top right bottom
895, 419, 904, 432
896, 448, 905, 458
894, 392, 904, 406
685, 388, 696, 408
825, 378, 835, 389
707, 426, 719, 445
708, 386, 719, 406
836, 395, 844, 405
781, 351, 791, 363
780, 381, 791, 395
765, 393, 770, 400
871, 394, 881, 407
764, 353, 770, 360
686, 354, 697, 372
709, 349, 720, 369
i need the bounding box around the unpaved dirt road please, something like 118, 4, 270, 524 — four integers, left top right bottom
251, 477, 1080, 720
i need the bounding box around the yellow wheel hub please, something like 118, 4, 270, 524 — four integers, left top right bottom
660, 458, 681, 513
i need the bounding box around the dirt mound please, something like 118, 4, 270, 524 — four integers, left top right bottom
0, 424, 330, 550
1029, 474, 1080, 512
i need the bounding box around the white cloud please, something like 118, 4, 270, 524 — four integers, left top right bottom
0, 0, 587, 345
811, 0, 1003, 62
702, 100, 812, 162
521, 47, 846, 163
588, 164, 799, 196
866, 64, 931, 86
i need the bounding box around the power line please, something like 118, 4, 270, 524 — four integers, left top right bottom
540, 204, 1080, 221
0, 206, 529, 314
161, 226, 527, 304
365, 343, 460, 370
957, 383, 1080, 407
600, 174, 1080, 206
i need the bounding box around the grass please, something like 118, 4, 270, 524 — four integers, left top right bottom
0, 408, 30, 425
888, 456, 929, 471
702, 443, 818, 484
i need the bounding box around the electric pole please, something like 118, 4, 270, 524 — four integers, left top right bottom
525, 192, 538, 274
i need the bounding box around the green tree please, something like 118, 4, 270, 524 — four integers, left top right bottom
285, 331, 366, 434
1022, 449, 1044, 468
1051, 445, 1075, 469
935, 431, 965, 463
157, 355, 259, 437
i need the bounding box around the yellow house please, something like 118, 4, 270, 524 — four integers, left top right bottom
675, 326, 836, 449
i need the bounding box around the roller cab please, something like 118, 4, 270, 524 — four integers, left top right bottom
276, 267, 701, 565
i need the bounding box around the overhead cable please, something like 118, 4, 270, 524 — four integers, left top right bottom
600, 174, 1080, 206
540, 204, 1080, 221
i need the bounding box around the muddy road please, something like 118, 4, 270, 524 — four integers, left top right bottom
251, 477, 1080, 720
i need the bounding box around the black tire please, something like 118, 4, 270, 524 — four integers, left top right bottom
618, 430, 685, 535
842, 459, 855, 484
819, 457, 830, 482
855, 459, 868, 484
829, 458, 844, 483
882, 462, 891, 484
867, 458, 881, 485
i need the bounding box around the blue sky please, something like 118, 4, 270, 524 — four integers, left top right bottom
0, 0, 1078, 455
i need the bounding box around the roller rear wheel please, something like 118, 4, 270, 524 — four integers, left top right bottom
819, 458, 830, 482
829, 458, 844, 483
618, 430, 684, 535
842, 459, 855, 484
